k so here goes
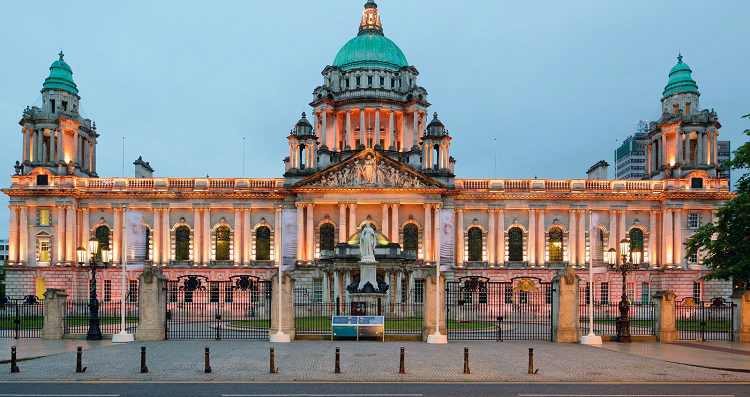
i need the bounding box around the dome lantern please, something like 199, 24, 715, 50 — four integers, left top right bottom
662, 53, 699, 97
42, 51, 79, 95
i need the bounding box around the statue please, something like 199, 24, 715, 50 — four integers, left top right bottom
13, 161, 22, 175
360, 221, 377, 262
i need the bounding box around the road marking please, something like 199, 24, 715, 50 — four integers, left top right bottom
518, 395, 735, 397
223, 395, 423, 397
0, 395, 120, 397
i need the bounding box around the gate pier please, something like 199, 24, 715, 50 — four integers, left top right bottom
137, 268, 168, 341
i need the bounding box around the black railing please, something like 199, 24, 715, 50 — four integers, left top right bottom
64, 299, 138, 335
676, 297, 734, 341
293, 288, 424, 336
0, 296, 44, 338
578, 287, 656, 336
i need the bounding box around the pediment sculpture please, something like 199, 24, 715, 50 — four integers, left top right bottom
301, 153, 440, 189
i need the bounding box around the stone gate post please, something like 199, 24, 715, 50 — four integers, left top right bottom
422, 273, 447, 340
41, 289, 67, 340
552, 267, 580, 342
136, 267, 167, 341
269, 272, 296, 340
731, 289, 750, 342
653, 290, 678, 342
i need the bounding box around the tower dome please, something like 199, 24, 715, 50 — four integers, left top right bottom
43, 51, 78, 95
332, 1, 408, 71
662, 54, 698, 97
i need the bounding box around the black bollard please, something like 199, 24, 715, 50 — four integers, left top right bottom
270, 347, 277, 374
10, 346, 19, 373
399, 347, 405, 374
528, 348, 535, 375
205, 346, 212, 374
140, 347, 148, 373
335, 347, 341, 374
463, 347, 470, 374
76, 346, 87, 373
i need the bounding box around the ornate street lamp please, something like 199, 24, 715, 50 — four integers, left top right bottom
610, 237, 642, 343
77, 237, 109, 341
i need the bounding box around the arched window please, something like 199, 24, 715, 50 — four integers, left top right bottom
215, 226, 230, 261
629, 228, 644, 253
95, 226, 109, 261
256, 226, 271, 260
403, 224, 418, 254
508, 227, 523, 261
320, 223, 335, 252
467, 227, 483, 262
175, 226, 190, 261
549, 227, 563, 262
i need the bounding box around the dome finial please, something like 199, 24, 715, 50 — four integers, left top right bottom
359, 0, 383, 35
677, 53, 683, 63
59, 50, 64, 60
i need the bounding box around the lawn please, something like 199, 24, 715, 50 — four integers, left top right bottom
65, 316, 138, 326
446, 319, 497, 330
230, 316, 425, 331
581, 318, 732, 331
0, 316, 44, 329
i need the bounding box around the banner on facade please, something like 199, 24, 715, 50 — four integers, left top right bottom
589, 212, 607, 273
439, 209, 455, 271
125, 210, 147, 271
281, 208, 297, 271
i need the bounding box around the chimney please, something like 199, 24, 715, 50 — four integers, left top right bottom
134, 156, 154, 178
586, 160, 609, 180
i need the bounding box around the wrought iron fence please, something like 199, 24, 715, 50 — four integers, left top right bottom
166, 275, 271, 340
0, 295, 44, 338
676, 297, 734, 341
578, 286, 656, 336
64, 299, 138, 335
293, 288, 424, 336
446, 277, 553, 341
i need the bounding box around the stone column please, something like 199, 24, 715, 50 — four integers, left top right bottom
538, 210, 546, 266
56, 206, 65, 266
112, 208, 122, 265
202, 209, 210, 263
73, 131, 79, 165
21, 128, 27, 162
578, 211, 585, 267
552, 267, 580, 342
41, 289, 68, 339
608, 210, 617, 253
320, 109, 327, 148
660, 133, 667, 168
618, 210, 626, 265
663, 209, 674, 267
333, 270, 341, 310
81, 208, 90, 261
412, 110, 419, 149
673, 209, 683, 269
497, 210, 505, 266
19, 206, 27, 265
676, 132, 683, 165
381, 203, 390, 240
569, 210, 577, 266
333, 111, 339, 150
306, 203, 314, 261
346, 110, 353, 150
712, 131, 718, 166
391, 203, 399, 246
388, 109, 394, 150
401, 112, 407, 151
338, 202, 347, 243
193, 209, 201, 264
234, 209, 242, 265
649, 210, 658, 268
269, 272, 296, 340
654, 290, 678, 342
153, 209, 161, 265
456, 208, 464, 265
8, 206, 18, 263
424, 204, 432, 261
360, 108, 365, 147
375, 107, 381, 147
732, 290, 750, 342
243, 209, 251, 265
348, 203, 357, 240
296, 203, 304, 261
274, 205, 282, 264
50, 130, 56, 164
65, 206, 75, 264
136, 267, 167, 341
323, 271, 330, 305
528, 210, 536, 265
646, 143, 652, 173
422, 272, 447, 339
161, 208, 170, 264
685, 135, 692, 167
487, 209, 495, 265
434, 204, 442, 265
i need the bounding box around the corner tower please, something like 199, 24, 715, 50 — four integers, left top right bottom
17, 52, 98, 177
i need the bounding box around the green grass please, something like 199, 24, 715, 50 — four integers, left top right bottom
231, 316, 425, 331
446, 319, 497, 330
581, 318, 732, 331
0, 316, 44, 329
65, 316, 138, 326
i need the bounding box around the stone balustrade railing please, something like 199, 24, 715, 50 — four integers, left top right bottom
8, 175, 284, 192
455, 177, 730, 193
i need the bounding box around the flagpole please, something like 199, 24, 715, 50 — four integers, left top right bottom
581, 209, 601, 345
427, 209, 447, 344
113, 208, 134, 343
270, 207, 290, 343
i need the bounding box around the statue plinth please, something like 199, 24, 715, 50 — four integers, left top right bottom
346, 261, 389, 294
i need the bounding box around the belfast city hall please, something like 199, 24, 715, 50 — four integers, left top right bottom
2, 1, 736, 341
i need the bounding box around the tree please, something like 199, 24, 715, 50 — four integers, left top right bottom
685, 114, 750, 290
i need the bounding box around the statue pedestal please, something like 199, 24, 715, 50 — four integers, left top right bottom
359, 262, 379, 290
350, 292, 386, 316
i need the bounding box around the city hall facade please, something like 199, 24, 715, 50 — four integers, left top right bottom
3, 1, 734, 312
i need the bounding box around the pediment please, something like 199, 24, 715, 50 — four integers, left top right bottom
292, 149, 446, 190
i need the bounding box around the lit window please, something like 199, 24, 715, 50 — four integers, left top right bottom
508, 227, 523, 261
215, 226, 230, 261
256, 226, 271, 260
39, 240, 50, 262
39, 209, 50, 226
175, 226, 190, 261
467, 227, 483, 261
548, 227, 563, 262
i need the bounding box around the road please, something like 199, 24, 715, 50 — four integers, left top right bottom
0, 382, 745, 397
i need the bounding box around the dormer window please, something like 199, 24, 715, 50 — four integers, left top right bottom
391, 78, 395, 88
379, 76, 384, 87
345, 79, 350, 89
356, 76, 361, 86
367, 75, 372, 86
691, 177, 703, 189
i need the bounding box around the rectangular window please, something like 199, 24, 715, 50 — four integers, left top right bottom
367, 75, 373, 85
128, 280, 138, 303
210, 282, 219, 303
693, 282, 702, 302
626, 282, 635, 301
505, 285, 513, 304
103, 280, 112, 302
689, 251, 698, 263
600, 282, 609, 305
224, 284, 233, 303
355, 76, 361, 86
379, 76, 384, 86
39, 240, 50, 262
478, 284, 488, 304
414, 279, 425, 303
585, 283, 591, 304
169, 282, 178, 303
640, 282, 650, 303
545, 286, 553, 305
685, 102, 691, 115
400, 278, 406, 303
313, 278, 323, 304
391, 78, 395, 88
688, 213, 699, 229
39, 209, 50, 226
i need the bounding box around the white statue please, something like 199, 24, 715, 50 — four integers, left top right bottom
359, 221, 377, 262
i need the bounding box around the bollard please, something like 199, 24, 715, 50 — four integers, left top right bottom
496, 316, 503, 342
528, 347, 538, 375
10, 346, 19, 373
140, 347, 148, 373
205, 346, 212, 374
335, 347, 341, 374
269, 347, 277, 374
76, 346, 87, 373
399, 347, 405, 374
463, 347, 470, 374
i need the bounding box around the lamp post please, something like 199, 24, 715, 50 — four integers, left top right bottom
607, 238, 642, 343
77, 238, 110, 341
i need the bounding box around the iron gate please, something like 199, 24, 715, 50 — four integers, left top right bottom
166, 275, 271, 340
578, 286, 656, 336
676, 297, 734, 341
0, 295, 44, 338
446, 277, 553, 341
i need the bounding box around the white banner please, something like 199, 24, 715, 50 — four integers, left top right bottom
439, 209, 455, 271
589, 212, 607, 273
281, 209, 297, 271
125, 210, 147, 271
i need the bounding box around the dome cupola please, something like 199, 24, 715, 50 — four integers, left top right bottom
42, 51, 78, 95
294, 112, 314, 136
663, 54, 699, 97
426, 112, 447, 136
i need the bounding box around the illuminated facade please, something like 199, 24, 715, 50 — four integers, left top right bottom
3, 1, 734, 303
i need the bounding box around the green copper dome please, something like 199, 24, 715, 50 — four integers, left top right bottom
333, 34, 408, 71
662, 54, 698, 97
43, 51, 78, 95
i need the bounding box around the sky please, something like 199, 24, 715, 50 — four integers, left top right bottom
0, 0, 748, 236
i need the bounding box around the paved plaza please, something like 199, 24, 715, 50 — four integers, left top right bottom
2, 339, 750, 382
